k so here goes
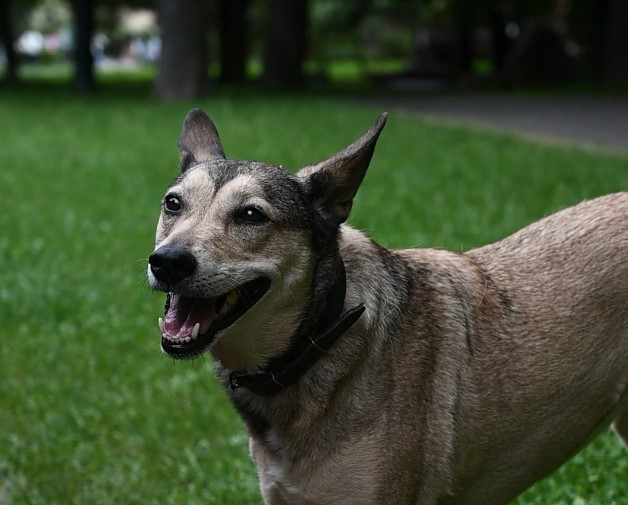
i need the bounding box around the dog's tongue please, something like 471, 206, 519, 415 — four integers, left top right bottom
163, 294, 215, 338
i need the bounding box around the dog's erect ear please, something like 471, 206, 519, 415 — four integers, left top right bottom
178, 108, 226, 171
298, 113, 387, 225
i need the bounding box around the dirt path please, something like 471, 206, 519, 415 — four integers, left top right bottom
363, 94, 628, 153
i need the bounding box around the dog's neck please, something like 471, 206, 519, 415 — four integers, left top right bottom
228, 255, 365, 395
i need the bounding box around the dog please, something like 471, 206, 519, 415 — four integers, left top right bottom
147, 109, 628, 505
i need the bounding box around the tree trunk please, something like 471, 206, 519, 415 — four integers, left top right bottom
451, 2, 472, 80
219, 0, 249, 83
72, 0, 95, 92
489, 6, 509, 85
604, 0, 628, 83
262, 0, 308, 89
0, 0, 18, 82
155, 0, 209, 99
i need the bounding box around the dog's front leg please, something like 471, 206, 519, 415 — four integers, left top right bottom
260, 483, 289, 505
250, 438, 290, 505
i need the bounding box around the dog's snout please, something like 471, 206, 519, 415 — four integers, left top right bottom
149, 246, 197, 285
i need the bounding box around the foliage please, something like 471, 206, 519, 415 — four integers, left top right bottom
26, 0, 72, 33
0, 83, 626, 504
309, 0, 419, 64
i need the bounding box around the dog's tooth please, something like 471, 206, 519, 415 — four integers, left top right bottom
158, 317, 164, 333
191, 322, 200, 339
183, 336, 191, 343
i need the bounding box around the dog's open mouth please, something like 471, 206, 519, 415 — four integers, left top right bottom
158, 278, 271, 359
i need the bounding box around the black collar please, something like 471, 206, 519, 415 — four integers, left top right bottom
229, 259, 365, 396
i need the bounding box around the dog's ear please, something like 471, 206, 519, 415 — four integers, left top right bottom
178, 108, 226, 171
298, 113, 387, 225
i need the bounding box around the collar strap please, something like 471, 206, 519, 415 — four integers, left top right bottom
229, 304, 365, 395
229, 259, 365, 396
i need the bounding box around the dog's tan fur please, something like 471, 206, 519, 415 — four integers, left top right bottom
149, 110, 628, 505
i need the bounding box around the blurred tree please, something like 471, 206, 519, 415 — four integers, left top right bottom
262, 0, 308, 88
71, 0, 94, 91
568, 0, 606, 81
487, 4, 509, 78
155, 0, 209, 99
446, 0, 556, 81
0, 0, 18, 82
218, 0, 249, 83
6, 0, 628, 91
442, 0, 628, 85
602, 0, 628, 83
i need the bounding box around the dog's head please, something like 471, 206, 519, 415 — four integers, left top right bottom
147, 109, 387, 369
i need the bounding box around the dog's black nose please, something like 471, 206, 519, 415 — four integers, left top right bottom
149, 246, 197, 285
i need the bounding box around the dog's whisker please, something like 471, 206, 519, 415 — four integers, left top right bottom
134, 268, 148, 280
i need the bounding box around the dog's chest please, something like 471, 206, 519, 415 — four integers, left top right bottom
252, 432, 382, 505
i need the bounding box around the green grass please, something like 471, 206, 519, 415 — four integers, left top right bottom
0, 83, 626, 505
12, 57, 407, 88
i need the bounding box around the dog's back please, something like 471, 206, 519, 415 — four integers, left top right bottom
445, 192, 628, 503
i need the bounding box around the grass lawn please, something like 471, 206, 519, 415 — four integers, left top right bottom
0, 82, 626, 505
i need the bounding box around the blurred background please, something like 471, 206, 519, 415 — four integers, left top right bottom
2, 2, 628, 505
1, 0, 627, 96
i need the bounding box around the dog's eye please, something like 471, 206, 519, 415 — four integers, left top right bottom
164, 194, 182, 213
238, 206, 268, 224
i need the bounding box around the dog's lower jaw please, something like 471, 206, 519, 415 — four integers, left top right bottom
159, 277, 272, 360
209, 296, 307, 371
